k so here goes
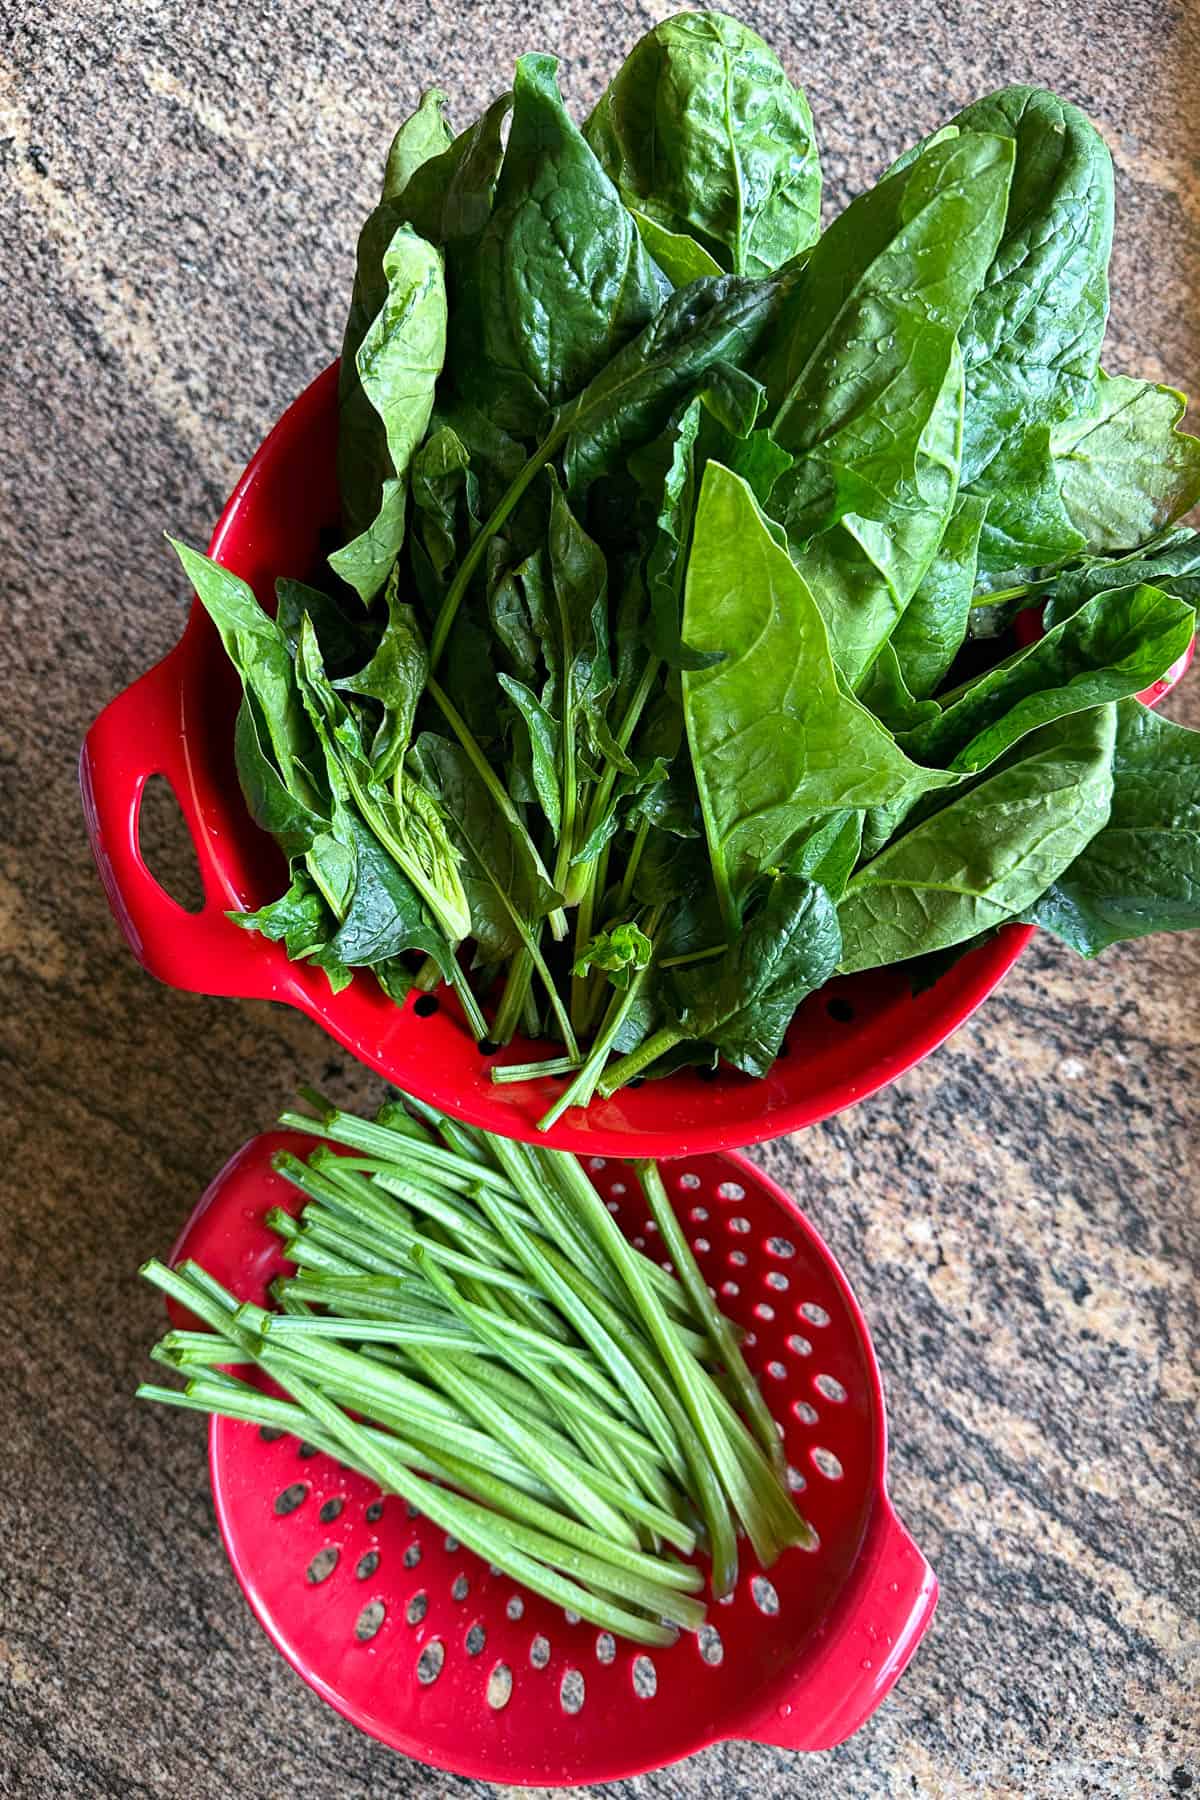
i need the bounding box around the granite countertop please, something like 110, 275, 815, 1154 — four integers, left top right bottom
2, 2, 1198, 1794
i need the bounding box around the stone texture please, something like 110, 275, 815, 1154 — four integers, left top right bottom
1, 3, 1198, 1796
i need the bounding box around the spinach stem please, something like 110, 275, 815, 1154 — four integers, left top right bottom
562, 655, 660, 909
615, 816, 651, 916
490, 1053, 581, 1083
538, 907, 663, 1131
597, 1024, 687, 1096
429, 430, 565, 669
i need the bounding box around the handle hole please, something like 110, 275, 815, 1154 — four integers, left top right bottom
137, 775, 205, 913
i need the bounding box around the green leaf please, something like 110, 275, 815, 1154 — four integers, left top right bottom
275, 578, 369, 673
233, 695, 327, 858
380, 87, 455, 202
585, 11, 821, 276
1026, 700, 1200, 953
169, 539, 312, 792
1051, 374, 1200, 553
791, 343, 966, 686
230, 867, 332, 960
409, 733, 562, 967
458, 54, 666, 436
334, 569, 429, 779
332, 225, 448, 601
905, 582, 1197, 774
409, 426, 478, 587
497, 673, 561, 834
765, 129, 1013, 532
1044, 527, 1200, 628
670, 876, 841, 1075
562, 272, 786, 492
783, 810, 864, 903
295, 617, 470, 943
629, 210, 722, 285
331, 813, 457, 981
680, 465, 954, 921
883, 492, 989, 701
838, 706, 1117, 971
399, 91, 512, 248
572, 921, 653, 990
934, 88, 1115, 570
326, 480, 408, 608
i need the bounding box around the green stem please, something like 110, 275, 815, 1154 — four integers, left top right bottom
637, 1159, 785, 1477
492, 946, 534, 1046
563, 656, 659, 909
615, 815, 651, 916
490, 1053, 581, 1084
569, 839, 609, 1034
598, 1024, 687, 1097
429, 432, 564, 669
537, 935, 659, 1134
446, 959, 489, 1042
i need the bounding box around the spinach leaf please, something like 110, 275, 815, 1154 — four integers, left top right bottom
784, 810, 864, 902
169, 539, 312, 791
408, 733, 562, 967
230, 868, 332, 960
572, 921, 653, 988
233, 694, 327, 858
331, 225, 448, 602
408, 426, 478, 591
765, 129, 1013, 526
399, 91, 511, 247
331, 812, 457, 980
584, 10, 821, 277
627, 211, 722, 286
295, 616, 471, 943
838, 706, 1117, 971
1050, 373, 1200, 552
334, 570, 429, 779
563, 271, 786, 492
906, 581, 1196, 773
275, 578, 369, 673
881, 492, 989, 701
670, 876, 841, 1075
1044, 527, 1200, 628
457, 54, 666, 437
764, 130, 1012, 681
931, 88, 1115, 570
1026, 700, 1200, 953
497, 673, 561, 834
680, 465, 954, 922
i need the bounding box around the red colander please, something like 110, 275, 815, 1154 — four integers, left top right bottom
164, 1129, 935, 1785
82, 362, 1194, 1158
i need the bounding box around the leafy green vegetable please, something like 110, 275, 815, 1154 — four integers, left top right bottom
1051, 373, 1200, 552
905, 581, 1196, 773
330, 226, 448, 602
171, 22, 1200, 1102
681, 465, 953, 921
838, 707, 1117, 970
458, 54, 666, 436
932, 87, 1115, 570
1026, 700, 1200, 953
584, 10, 821, 277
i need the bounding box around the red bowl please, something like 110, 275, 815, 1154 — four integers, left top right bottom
80, 362, 1194, 1156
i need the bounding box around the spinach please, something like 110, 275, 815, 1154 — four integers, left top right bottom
927, 88, 1115, 571
680, 464, 953, 923
457, 54, 666, 437
838, 707, 1116, 971
173, 22, 1200, 1104
584, 11, 821, 277
764, 129, 1013, 681
1050, 374, 1200, 552
905, 581, 1196, 773
1026, 700, 1200, 953
330, 226, 448, 602
1043, 527, 1200, 628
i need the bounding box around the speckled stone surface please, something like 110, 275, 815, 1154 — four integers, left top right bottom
2, 3, 1198, 1795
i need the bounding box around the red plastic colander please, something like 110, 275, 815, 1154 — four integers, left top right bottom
82, 363, 1194, 1158
165, 1129, 935, 1785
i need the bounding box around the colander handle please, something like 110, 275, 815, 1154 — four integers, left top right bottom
80, 643, 284, 1002
743, 1498, 937, 1753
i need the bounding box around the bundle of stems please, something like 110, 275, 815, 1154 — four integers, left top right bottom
139, 1088, 812, 1643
